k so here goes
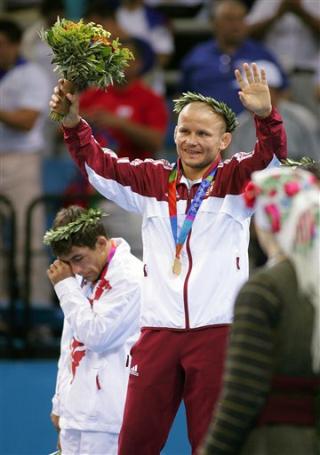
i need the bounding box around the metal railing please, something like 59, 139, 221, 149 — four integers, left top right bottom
0, 195, 18, 355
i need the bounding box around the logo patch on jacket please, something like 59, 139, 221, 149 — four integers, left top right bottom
130, 364, 139, 376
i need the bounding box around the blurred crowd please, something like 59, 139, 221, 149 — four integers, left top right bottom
0, 0, 319, 341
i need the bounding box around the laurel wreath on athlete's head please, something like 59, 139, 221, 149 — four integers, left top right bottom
173, 92, 239, 133
43, 208, 107, 245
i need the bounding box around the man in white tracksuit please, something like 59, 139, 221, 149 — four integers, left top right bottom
45, 205, 142, 455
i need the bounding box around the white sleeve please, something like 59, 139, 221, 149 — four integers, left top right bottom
54, 275, 141, 353
150, 26, 174, 55
17, 64, 51, 111
51, 319, 72, 415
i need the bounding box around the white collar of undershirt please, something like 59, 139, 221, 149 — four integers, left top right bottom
180, 174, 202, 190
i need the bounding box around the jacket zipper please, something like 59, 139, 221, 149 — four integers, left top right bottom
182, 184, 193, 329
183, 232, 192, 329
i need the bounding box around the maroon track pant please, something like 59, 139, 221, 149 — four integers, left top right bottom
118, 325, 229, 454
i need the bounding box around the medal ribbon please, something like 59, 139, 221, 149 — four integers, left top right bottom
88, 240, 116, 303
168, 160, 220, 266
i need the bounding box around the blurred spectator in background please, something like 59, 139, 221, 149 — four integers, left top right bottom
145, 0, 208, 16
246, 0, 320, 115
179, 0, 288, 114
84, 0, 156, 93
201, 166, 320, 455
146, 0, 205, 5
314, 52, 320, 103
144, 0, 255, 18
79, 37, 168, 161
77, 35, 168, 259
227, 60, 319, 161
21, 0, 65, 156
0, 18, 51, 305
116, 0, 174, 94
85, 0, 128, 41
21, 0, 65, 88
196, 0, 256, 21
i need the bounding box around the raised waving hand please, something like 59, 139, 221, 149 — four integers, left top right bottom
235, 62, 272, 118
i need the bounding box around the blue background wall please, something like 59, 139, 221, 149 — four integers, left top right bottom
0, 361, 190, 455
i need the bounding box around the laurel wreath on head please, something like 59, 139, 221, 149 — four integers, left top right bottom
281, 157, 316, 167
173, 92, 239, 132
43, 208, 107, 245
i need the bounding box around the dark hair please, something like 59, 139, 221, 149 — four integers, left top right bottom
0, 19, 22, 43
211, 0, 247, 19
84, 0, 118, 20
40, 0, 64, 16
51, 205, 108, 256
121, 37, 156, 75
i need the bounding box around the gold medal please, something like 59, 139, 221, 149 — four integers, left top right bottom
172, 257, 182, 276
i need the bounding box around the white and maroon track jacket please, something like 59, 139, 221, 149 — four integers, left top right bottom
63, 108, 287, 331
52, 238, 143, 433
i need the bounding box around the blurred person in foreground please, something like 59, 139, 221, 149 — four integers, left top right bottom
201, 166, 320, 454
49, 61, 288, 454
248, 157, 320, 273
45, 205, 143, 454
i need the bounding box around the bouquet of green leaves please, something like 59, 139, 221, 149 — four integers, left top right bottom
40, 18, 134, 121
